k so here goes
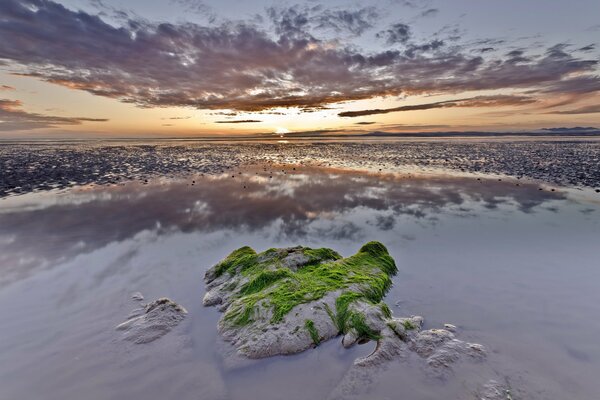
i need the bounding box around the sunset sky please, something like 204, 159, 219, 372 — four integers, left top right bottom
0, 0, 599, 138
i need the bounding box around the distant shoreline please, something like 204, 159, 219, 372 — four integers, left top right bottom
2, 130, 600, 143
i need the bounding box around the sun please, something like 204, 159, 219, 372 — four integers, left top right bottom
275, 127, 290, 135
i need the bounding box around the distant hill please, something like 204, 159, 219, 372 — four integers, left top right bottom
361, 128, 600, 138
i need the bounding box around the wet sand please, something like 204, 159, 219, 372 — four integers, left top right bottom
0, 162, 599, 399
1, 138, 600, 197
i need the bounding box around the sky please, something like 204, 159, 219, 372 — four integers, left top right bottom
0, 0, 599, 138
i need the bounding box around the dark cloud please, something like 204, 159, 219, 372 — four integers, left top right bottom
88, 0, 135, 23
371, 124, 452, 131
161, 116, 192, 120
472, 38, 506, 46
377, 23, 411, 45
267, 5, 314, 38
267, 5, 378, 37
545, 105, 600, 114
313, 7, 379, 35
215, 119, 262, 123
506, 52, 531, 64
0, 99, 107, 131
546, 43, 572, 58
0, 0, 597, 116
0, 85, 15, 91
404, 39, 445, 57
355, 121, 376, 125
507, 49, 525, 57
578, 44, 595, 52
339, 95, 536, 117
540, 75, 600, 94
211, 111, 238, 116
169, 0, 216, 22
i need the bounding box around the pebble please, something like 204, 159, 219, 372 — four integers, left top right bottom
443, 323, 457, 332
131, 292, 144, 301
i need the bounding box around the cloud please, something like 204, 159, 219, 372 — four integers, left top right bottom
420, 8, 439, 18
404, 39, 445, 57
578, 44, 595, 52
0, 85, 15, 91
377, 23, 411, 44
267, 5, 379, 37
0, 98, 108, 131
373, 124, 452, 131
313, 7, 379, 36
215, 119, 262, 123
539, 75, 600, 94
355, 121, 376, 125
0, 0, 597, 115
169, 0, 216, 22
545, 105, 600, 114
339, 95, 536, 117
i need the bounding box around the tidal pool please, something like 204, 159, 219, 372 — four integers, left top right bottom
0, 165, 599, 400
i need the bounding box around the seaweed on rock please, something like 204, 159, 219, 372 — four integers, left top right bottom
203, 241, 487, 378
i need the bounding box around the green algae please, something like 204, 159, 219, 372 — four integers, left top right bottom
213, 246, 258, 278
239, 269, 293, 296
303, 247, 343, 264
386, 321, 408, 340
380, 303, 392, 319
349, 312, 381, 341
304, 319, 320, 346
220, 241, 397, 328
403, 320, 416, 330
333, 292, 363, 333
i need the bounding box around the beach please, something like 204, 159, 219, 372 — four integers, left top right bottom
1, 144, 599, 399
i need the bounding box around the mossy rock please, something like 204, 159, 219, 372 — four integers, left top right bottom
203, 241, 401, 359
203, 240, 486, 380
203, 242, 491, 397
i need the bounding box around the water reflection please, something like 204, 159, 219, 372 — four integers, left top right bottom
0, 166, 566, 285
1, 165, 599, 400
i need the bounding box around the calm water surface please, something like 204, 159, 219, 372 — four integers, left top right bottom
0, 165, 599, 400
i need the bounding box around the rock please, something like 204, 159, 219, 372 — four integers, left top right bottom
411, 328, 456, 357
204, 242, 485, 369
205, 242, 492, 397
477, 379, 514, 400
116, 297, 187, 344
131, 291, 144, 301
330, 322, 488, 399
410, 328, 486, 375
444, 323, 457, 332
341, 330, 359, 348
203, 242, 398, 360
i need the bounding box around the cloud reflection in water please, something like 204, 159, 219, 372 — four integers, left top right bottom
0, 166, 565, 285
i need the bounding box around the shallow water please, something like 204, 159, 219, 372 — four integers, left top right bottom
0, 164, 599, 400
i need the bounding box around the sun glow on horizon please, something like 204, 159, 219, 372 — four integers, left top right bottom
0, 0, 598, 138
